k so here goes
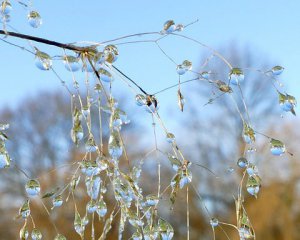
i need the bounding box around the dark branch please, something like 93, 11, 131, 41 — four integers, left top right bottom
0, 30, 84, 52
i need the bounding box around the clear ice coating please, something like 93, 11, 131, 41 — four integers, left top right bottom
28, 11, 42, 28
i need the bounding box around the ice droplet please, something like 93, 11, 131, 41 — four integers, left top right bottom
28, 11, 42, 28
210, 217, 219, 227
96, 198, 107, 217
271, 65, 284, 75
54, 234, 67, 240
52, 195, 63, 208
35, 51, 52, 70
25, 179, 40, 197
229, 68, 244, 85
166, 132, 175, 143
31, 228, 42, 240
237, 157, 248, 168
163, 20, 176, 33
63, 55, 80, 72
1, 1, 12, 15
270, 138, 286, 156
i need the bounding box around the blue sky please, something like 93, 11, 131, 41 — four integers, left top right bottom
0, 0, 299, 113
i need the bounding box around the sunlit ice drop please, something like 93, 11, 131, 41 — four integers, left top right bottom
20, 225, 29, 240
270, 138, 286, 156
132, 231, 143, 240
80, 160, 100, 176
85, 175, 101, 200
108, 131, 123, 160
86, 199, 97, 213
210, 217, 219, 227
95, 51, 106, 66
143, 225, 159, 239
237, 157, 248, 168
25, 179, 40, 197
98, 68, 113, 82
144, 95, 159, 113
1, 0, 12, 15
63, 55, 80, 72
28, 11, 42, 28
281, 95, 297, 113
246, 163, 258, 177
278, 92, 297, 115
96, 198, 107, 217
166, 132, 175, 143
162, 20, 176, 34
74, 211, 85, 237
175, 23, 184, 32
271, 65, 284, 75
104, 44, 119, 64
200, 71, 210, 79
246, 175, 261, 198
135, 94, 147, 106
158, 218, 174, 240
54, 234, 67, 240
35, 51, 52, 70
110, 109, 122, 131
85, 135, 98, 152
71, 125, 83, 145
239, 226, 254, 239
176, 60, 192, 75
31, 228, 42, 240
242, 123, 256, 144
0, 152, 10, 168
52, 195, 63, 208
19, 200, 30, 219
229, 68, 244, 85
145, 194, 159, 206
